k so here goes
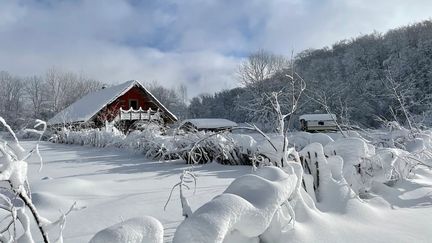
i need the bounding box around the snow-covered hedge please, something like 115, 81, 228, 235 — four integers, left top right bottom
50, 127, 280, 166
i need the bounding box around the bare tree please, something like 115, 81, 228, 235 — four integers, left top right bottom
146, 81, 188, 119
44, 67, 64, 114
268, 72, 306, 136
0, 71, 24, 127
238, 49, 290, 87
24, 76, 46, 119
44, 67, 103, 116
382, 73, 416, 130
238, 67, 306, 133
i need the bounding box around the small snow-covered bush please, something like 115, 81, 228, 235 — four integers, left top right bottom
51, 127, 125, 147
89, 216, 164, 243
179, 132, 258, 165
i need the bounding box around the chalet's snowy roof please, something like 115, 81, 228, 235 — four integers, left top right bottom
48, 80, 177, 125
180, 119, 238, 129
299, 114, 336, 121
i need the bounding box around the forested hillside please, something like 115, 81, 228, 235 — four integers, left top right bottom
188, 20, 432, 129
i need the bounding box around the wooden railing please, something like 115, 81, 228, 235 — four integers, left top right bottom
118, 107, 162, 121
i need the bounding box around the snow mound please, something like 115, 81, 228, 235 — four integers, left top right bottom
89, 216, 163, 243
324, 137, 374, 165
173, 166, 301, 243
288, 132, 334, 150
229, 134, 258, 154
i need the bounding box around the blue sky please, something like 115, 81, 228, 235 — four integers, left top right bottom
1, 0, 431, 97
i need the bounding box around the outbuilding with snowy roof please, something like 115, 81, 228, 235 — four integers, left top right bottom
299, 113, 337, 132
179, 118, 238, 132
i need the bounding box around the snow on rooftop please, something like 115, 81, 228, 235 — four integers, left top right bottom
299, 114, 336, 121
48, 80, 177, 125
48, 80, 135, 125
180, 119, 238, 129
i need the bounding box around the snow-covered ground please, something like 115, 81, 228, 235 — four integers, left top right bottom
24, 141, 432, 243
24, 141, 250, 242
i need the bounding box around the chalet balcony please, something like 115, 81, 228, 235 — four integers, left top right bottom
118, 107, 162, 121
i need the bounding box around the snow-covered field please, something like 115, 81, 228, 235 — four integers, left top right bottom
23, 140, 432, 243
23, 141, 249, 242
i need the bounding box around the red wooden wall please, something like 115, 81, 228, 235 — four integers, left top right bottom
114, 86, 157, 110
99, 86, 160, 123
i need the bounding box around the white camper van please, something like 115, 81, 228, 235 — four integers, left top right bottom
299, 114, 338, 132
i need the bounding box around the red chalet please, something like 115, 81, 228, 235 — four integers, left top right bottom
48, 80, 178, 130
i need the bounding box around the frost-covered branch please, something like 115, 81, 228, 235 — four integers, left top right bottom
0, 117, 76, 243
164, 170, 196, 218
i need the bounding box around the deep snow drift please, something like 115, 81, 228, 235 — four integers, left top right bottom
20, 140, 432, 243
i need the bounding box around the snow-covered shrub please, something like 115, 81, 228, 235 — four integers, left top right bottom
173, 165, 303, 243
299, 138, 386, 196
348, 122, 432, 184
51, 127, 125, 147
295, 135, 427, 196
369, 148, 418, 183
368, 121, 432, 152
192, 133, 250, 164
369, 121, 412, 149
164, 131, 269, 166
50, 123, 287, 166
89, 216, 164, 243
123, 128, 174, 160
322, 137, 376, 194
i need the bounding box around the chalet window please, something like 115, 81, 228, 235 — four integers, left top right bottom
318, 121, 324, 125
129, 99, 138, 110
